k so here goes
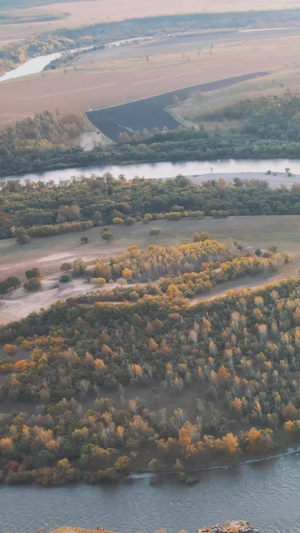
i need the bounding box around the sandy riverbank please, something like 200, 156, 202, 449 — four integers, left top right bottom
188, 171, 299, 189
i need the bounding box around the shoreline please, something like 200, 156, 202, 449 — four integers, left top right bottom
128, 443, 300, 481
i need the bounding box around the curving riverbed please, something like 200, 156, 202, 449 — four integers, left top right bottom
2, 158, 300, 186
0, 451, 300, 533
0, 47, 93, 83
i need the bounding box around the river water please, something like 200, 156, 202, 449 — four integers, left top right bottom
0, 452, 300, 533
2, 158, 300, 186
0, 47, 93, 83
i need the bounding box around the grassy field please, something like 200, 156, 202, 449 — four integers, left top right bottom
1, 214, 299, 325
172, 64, 300, 129
1, 215, 300, 279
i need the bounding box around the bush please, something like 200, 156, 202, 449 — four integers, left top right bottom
193, 231, 210, 242
0, 276, 21, 294
59, 273, 71, 283
72, 259, 86, 276
23, 277, 42, 292
210, 210, 229, 218
94, 277, 106, 287
129, 291, 139, 301
149, 228, 161, 238
124, 217, 135, 226
60, 263, 72, 272
3, 344, 18, 354
25, 268, 43, 280
112, 217, 124, 224
81, 236, 89, 244
102, 231, 113, 242
164, 212, 182, 221
15, 228, 30, 244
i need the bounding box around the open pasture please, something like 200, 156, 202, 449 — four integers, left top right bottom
1, 214, 300, 323
1, 215, 300, 279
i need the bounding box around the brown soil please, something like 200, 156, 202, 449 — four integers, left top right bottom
0, 32, 298, 126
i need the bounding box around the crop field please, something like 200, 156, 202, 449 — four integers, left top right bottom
87, 72, 265, 140
0, 30, 299, 128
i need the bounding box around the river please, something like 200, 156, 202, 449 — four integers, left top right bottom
2, 158, 300, 186
0, 452, 300, 533
0, 47, 93, 83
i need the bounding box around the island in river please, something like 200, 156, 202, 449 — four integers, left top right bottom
49, 522, 260, 533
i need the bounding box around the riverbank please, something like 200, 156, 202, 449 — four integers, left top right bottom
1, 159, 299, 185
50, 529, 115, 533
1, 449, 300, 533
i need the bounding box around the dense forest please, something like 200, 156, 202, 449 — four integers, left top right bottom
0, 265, 300, 485
0, 110, 85, 158
1, 174, 300, 240
202, 92, 300, 141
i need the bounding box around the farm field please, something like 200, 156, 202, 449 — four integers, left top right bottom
0, 31, 300, 128
87, 73, 263, 140
1, 214, 300, 324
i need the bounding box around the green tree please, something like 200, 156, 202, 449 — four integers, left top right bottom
102, 231, 113, 243
25, 268, 43, 280
23, 277, 41, 292
15, 228, 30, 244
149, 228, 161, 239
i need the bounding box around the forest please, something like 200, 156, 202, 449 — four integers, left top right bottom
0, 110, 85, 159
201, 91, 300, 141
0, 263, 300, 484
2, 174, 300, 240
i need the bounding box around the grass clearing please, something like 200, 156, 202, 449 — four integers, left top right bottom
1, 214, 300, 279
1, 214, 298, 324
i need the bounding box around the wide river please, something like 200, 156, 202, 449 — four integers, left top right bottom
0, 452, 300, 533
3, 158, 300, 186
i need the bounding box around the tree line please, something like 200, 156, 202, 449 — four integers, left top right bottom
2, 174, 300, 240
201, 91, 300, 141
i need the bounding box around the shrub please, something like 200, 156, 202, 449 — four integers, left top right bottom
72, 259, 86, 276
102, 231, 113, 242
193, 231, 210, 242
129, 291, 139, 301
0, 276, 21, 294
149, 228, 161, 238
164, 212, 182, 221
3, 344, 18, 354
60, 263, 72, 272
23, 277, 42, 292
15, 228, 30, 244
124, 217, 135, 226
81, 236, 89, 244
25, 268, 43, 280
94, 277, 106, 287
59, 273, 71, 283
112, 217, 124, 224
